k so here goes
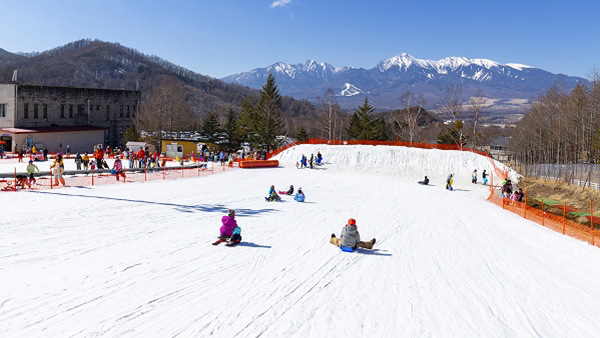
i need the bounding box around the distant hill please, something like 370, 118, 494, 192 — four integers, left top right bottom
222, 53, 590, 121
0, 39, 319, 132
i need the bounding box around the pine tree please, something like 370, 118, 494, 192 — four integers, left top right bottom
255, 73, 284, 151
437, 120, 468, 145
346, 98, 386, 140
296, 126, 309, 141
201, 110, 221, 143
223, 108, 240, 152
238, 97, 258, 148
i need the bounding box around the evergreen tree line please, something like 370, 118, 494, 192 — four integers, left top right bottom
510, 77, 600, 165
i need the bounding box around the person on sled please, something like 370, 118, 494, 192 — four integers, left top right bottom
294, 187, 305, 202
418, 176, 429, 185
213, 209, 239, 245
330, 218, 376, 250
266, 185, 281, 201
279, 185, 294, 195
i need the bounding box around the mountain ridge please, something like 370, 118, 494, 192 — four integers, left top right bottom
222, 53, 587, 115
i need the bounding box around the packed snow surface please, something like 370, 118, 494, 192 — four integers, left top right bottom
2, 145, 600, 337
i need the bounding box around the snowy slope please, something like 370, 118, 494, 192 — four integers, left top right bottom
1, 145, 600, 337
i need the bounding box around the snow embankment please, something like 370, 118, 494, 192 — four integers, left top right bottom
274, 144, 518, 183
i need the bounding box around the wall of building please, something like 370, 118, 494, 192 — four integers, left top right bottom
12, 130, 104, 155
0, 84, 16, 128
13, 85, 140, 147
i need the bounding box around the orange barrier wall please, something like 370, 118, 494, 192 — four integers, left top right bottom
239, 160, 279, 168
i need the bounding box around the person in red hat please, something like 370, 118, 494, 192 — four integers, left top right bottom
330, 218, 376, 249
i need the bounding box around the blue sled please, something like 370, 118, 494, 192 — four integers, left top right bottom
340, 246, 355, 252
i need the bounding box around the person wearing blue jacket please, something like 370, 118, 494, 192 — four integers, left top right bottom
294, 187, 306, 202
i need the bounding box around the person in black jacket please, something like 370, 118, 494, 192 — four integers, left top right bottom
418, 176, 430, 185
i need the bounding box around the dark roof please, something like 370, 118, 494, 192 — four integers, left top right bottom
1, 126, 106, 134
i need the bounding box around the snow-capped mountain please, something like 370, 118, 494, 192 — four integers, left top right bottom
222, 53, 587, 112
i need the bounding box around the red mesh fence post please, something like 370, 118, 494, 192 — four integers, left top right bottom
50, 169, 53, 189
13, 168, 16, 192
181, 162, 184, 178
524, 190, 527, 219
91, 167, 94, 186
563, 202, 566, 235
163, 167, 165, 180
591, 201, 595, 246
144, 166, 147, 182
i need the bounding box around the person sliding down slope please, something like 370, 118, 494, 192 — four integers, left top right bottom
294, 187, 305, 202
418, 176, 429, 185
266, 185, 281, 201
330, 218, 376, 250
213, 209, 238, 245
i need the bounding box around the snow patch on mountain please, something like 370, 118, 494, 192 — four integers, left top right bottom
339, 83, 363, 97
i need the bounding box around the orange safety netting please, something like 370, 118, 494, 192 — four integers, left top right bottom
487, 190, 598, 248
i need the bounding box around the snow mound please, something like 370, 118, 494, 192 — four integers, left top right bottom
273, 144, 518, 183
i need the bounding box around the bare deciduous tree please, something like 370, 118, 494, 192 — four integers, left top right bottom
317, 88, 341, 140
469, 87, 486, 147
139, 76, 192, 150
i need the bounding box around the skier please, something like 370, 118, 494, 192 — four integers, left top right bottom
482, 170, 488, 185
309, 154, 314, 169
330, 218, 376, 250
418, 176, 429, 185
446, 173, 454, 191
472, 170, 477, 184
294, 187, 305, 202
213, 209, 239, 245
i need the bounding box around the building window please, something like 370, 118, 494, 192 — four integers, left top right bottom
24, 103, 28, 119
61, 104, 65, 118
0, 104, 7, 118
132, 105, 137, 117
106, 105, 110, 121
34, 104, 39, 119
89, 105, 93, 111
120, 105, 123, 118
78, 104, 84, 115
69, 104, 73, 118
43, 104, 48, 119
96, 105, 100, 110
126, 105, 130, 117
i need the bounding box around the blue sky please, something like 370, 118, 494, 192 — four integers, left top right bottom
1, 0, 598, 79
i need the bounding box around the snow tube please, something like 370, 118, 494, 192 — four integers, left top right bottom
239, 160, 279, 168
340, 246, 355, 252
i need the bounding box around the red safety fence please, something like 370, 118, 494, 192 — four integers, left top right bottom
0, 161, 237, 192
487, 188, 598, 248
